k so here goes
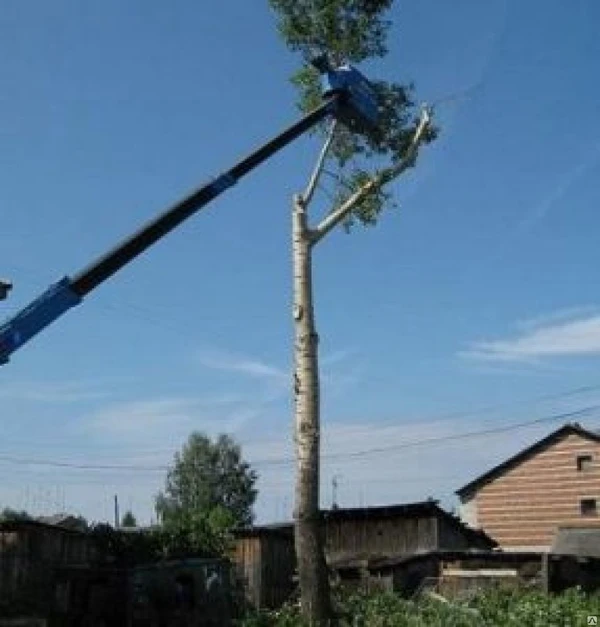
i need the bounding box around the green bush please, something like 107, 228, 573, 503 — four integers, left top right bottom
239, 587, 600, 626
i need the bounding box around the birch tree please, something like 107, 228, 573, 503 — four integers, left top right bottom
269, 0, 437, 622
155, 432, 257, 528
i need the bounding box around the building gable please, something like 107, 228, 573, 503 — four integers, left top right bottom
456, 423, 600, 500
457, 423, 600, 550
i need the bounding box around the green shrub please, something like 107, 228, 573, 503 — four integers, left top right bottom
239, 587, 600, 626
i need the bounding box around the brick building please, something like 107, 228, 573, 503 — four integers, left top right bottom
456, 423, 600, 551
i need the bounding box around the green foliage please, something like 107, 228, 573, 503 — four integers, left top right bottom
240, 588, 600, 626
68, 514, 90, 531
121, 510, 137, 527
471, 586, 600, 627
269, 0, 394, 64
89, 514, 231, 565
156, 432, 258, 529
0, 507, 32, 521
89, 523, 156, 565
160, 506, 237, 557
270, 0, 438, 229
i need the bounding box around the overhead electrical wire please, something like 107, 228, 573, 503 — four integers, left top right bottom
0, 404, 596, 473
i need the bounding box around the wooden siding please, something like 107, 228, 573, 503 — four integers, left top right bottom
232, 536, 262, 609
232, 530, 296, 610
324, 515, 438, 561
437, 515, 479, 551
0, 524, 89, 564
259, 533, 296, 608
472, 433, 600, 549
233, 505, 493, 610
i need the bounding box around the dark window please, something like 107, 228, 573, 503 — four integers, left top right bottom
175, 574, 195, 609
580, 499, 598, 517
577, 454, 593, 471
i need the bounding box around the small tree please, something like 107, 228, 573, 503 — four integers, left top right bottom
0, 507, 32, 521
269, 1, 436, 622
121, 510, 137, 528
156, 432, 258, 529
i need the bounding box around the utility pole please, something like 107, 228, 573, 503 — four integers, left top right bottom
331, 474, 341, 510
114, 495, 119, 529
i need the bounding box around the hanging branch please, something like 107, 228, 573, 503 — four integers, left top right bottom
311, 106, 431, 245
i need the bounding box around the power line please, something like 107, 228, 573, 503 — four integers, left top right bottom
0, 404, 596, 473
3, 379, 598, 460
0, 454, 168, 472
322, 405, 599, 462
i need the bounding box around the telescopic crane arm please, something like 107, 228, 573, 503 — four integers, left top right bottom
0, 64, 378, 365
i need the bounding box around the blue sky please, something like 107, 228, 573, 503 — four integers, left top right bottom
1, 0, 600, 524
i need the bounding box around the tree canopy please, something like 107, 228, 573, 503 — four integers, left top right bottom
269, 0, 436, 229
0, 507, 32, 522
155, 432, 257, 529
121, 510, 137, 528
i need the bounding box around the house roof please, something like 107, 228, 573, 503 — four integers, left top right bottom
233, 522, 293, 539
323, 500, 495, 547
36, 513, 87, 531
456, 422, 600, 499
322, 500, 443, 521
235, 500, 496, 549
0, 518, 86, 535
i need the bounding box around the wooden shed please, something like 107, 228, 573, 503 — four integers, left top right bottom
323, 500, 496, 563
232, 501, 495, 609
232, 524, 295, 610
0, 519, 92, 616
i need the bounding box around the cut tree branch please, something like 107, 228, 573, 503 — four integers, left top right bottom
310, 106, 431, 246
301, 119, 339, 208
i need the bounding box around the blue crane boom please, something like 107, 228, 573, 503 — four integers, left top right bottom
0, 64, 378, 365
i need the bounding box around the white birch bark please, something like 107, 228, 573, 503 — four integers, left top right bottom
291, 108, 431, 624
292, 193, 331, 623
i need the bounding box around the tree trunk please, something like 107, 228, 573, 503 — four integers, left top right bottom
292, 194, 331, 624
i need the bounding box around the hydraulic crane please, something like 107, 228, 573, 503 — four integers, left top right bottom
0, 63, 378, 365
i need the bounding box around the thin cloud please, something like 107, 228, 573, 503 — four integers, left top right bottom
320, 348, 357, 368
79, 390, 278, 454
0, 380, 109, 403
84, 398, 199, 440
195, 347, 363, 406
463, 312, 600, 362
196, 347, 357, 381
517, 139, 600, 234
197, 349, 288, 382
516, 306, 600, 332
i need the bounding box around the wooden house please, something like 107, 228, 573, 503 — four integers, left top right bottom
456, 422, 600, 551
232, 500, 495, 609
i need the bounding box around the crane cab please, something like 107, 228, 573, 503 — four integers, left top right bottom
323, 64, 379, 135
